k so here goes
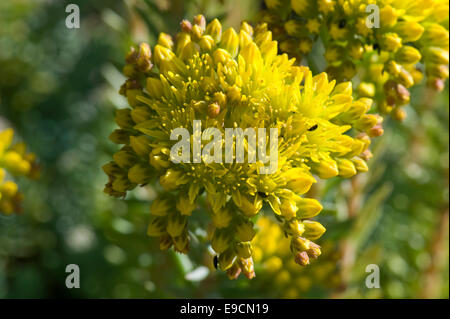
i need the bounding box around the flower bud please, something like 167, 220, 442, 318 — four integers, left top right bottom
211, 228, 231, 254
109, 129, 130, 144
427, 77, 445, 91
159, 234, 173, 250
115, 109, 134, 128
176, 195, 196, 216
280, 199, 298, 219
380, 5, 398, 27
199, 35, 215, 52
238, 257, 255, 279
381, 32, 402, 51
102, 162, 122, 177
159, 169, 187, 191
235, 242, 253, 259
296, 198, 323, 219
426, 47, 449, 65
312, 159, 339, 179
291, 236, 311, 252
349, 41, 364, 60
166, 212, 187, 237
392, 107, 407, 121
150, 196, 171, 216
291, 0, 310, 15
233, 194, 262, 217
421, 24, 449, 48
235, 220, 256, 242
146, 77, 163, 99
0, 181, 18, 198
355, 114, 378, 131
395, 46, 422, 64
128, 163, 152, 184
206, 19, 222, 43
284, 219, 305, 237
351, 157, 369, 172
285, 171, 316, 195
226, 85, 241, 103
213, 48, 232, 65
218, 249, 237, 270
295, 251, 310, 266
193, 15, 206, 31
336, 158, 357, 178
130, 106, 152, 124
173, 232, 189, 253
386, 60, 402, 76
158, 33, 174, 49
211, 206, 233, 228
226, 262, 242, 280
394, 21, 424, 42
397, 68, 415, 88
307, 242, 321, 259
130, 135, 151, 156
112, 175, 135, 192
180, 19, 192, 33
263, 256, 282, 272
147, 216, 167, 237
284, 20, 303, 37
220, 28, 239, 57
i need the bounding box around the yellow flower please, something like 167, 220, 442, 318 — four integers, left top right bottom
104, 16, 375, 278
0, 128, 39, 215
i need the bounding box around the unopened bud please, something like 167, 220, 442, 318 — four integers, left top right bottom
301, 220, 326, 240
166, 212, 187, 237
147, 216, 167, 237
295, 251, 310, 266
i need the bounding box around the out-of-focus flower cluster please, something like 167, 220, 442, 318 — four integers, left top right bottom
252, 217, 342, 297
259, 0, 449, 120
0, 128, 39, 215
103, 15, 380, 278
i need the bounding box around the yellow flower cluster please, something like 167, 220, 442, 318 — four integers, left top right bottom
0, 129, 38, 215
104, 16, 378, 278
259, 0, 449, 119
252, 217, 341, 297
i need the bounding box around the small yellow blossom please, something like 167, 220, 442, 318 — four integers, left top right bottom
104, 16, 377, 278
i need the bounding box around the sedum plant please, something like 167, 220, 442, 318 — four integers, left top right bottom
103, 15, 381, 278
259, 0, 449, 120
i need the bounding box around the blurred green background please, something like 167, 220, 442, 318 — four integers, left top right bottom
0, 0, 448, 298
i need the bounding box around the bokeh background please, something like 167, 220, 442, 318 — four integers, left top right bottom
0, 0, 448, 298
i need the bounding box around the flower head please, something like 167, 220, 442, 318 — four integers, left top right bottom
0, 128, 39, 215
104, 16, 376, 278
259, 0, 449, 119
